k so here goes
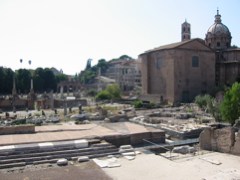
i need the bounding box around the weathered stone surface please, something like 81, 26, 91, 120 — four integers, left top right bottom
74, 139, 88, 148
200, 127, 239, 155
199, 127, 216, 151
109, 115, 128, 122
57, 158, 68, 166
231, 131, 240, 155
214, 127, 234, 153
0, 125, 35, 135
78, 156, 89, 162
172, 145, 196, 154
233, 119, 240, 128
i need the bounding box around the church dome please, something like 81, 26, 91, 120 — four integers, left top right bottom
207, 23, 230, 36
205, 10, 232, 50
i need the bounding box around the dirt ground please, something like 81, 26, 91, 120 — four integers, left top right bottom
0, 160, 112, 180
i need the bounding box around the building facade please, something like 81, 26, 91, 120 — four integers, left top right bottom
140, 10, 239, 103
104, 59, 141, 94
140, 39, 215, 103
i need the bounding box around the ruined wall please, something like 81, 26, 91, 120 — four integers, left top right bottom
0, 99, 28, 111
0, 125, 35, 135
199, 127, 240, 155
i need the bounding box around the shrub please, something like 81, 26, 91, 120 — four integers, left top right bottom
194, 94, 212, 110
133, 100, 143, 108
220, 82, 240, 125
96, 90, 111, 100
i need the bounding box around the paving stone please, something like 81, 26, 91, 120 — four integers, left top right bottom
57, 158, 68, 166
78, 156, 89, 162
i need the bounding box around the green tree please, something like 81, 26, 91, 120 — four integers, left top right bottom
55, 74, 68, 84
95, 84, 121, 100
195, 94, 213, 110
16, 69, 31, 94
33, 68, 45, 92
2, 68, 14, 94
195, 94, 221, 121
119, 55, 133, 60
96, 59, 109, 74
43, 68, 56, 91
80, 70, 96, 84
220, 82, 240, 125
95, 90, 111, 100
106, 84, 121, 100
0, 67, 5, 94
85, 59, 92, 70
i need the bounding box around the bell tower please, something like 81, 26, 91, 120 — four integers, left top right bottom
181, 20, 191, 41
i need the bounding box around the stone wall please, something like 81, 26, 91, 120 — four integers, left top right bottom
104, 130, 165, 147
54, 99, 87, 108
0, 99, 28, 111
199, 127, 240, 155
0, 125, 35, 135
139, 39, 215, 103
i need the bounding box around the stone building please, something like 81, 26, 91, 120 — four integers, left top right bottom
140, 10, 239, 103
104, 59, 141, 94
206, 10, 240, 86
140, 39, 215, 103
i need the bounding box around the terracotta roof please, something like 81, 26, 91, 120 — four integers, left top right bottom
140, 38, 206, 55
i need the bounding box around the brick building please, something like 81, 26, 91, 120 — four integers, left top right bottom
140, 10, 240, 103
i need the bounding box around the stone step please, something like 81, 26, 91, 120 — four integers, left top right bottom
0, 139, 89, 156
0, 144, 116, 160
0, 149, 120, 169
0, 146, 118, 165
0, 162, 26, 169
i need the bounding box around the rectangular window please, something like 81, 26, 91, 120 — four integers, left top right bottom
192, 56, 199, 67
156, 58, 162, 69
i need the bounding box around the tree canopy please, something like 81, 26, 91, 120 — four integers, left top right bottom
220, 82, 240, 125
80, 55, 131, 84
96, 84, 121, 100
0, 67, 67, 94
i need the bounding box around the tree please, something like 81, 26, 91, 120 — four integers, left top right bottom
85, 59, 92, 70
16, 69, 31, 93
119, 55, 133, 60
220, 82, 240, 125
1, 68, 14, 94
33, 68, 45, 92
43, 68, 56, 91
106, 84, 121, 100
95, 90, 111, 100
95, 84, 121, 101
96, 59, 108, 74
195, 94, 221, 122
195, 94, 213, 110
55, 74, 68, 84
0, 67, 5, 94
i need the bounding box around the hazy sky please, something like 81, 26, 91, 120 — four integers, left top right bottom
0, 0, 239, 75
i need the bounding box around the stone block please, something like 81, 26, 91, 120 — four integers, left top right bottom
74, 139, 88, 148
57, 158, 68, 166
231, 131, 240, 155
130, 132, 151, 145
199, 127, 215, 151
78, 156, 89, 162
214, 127, 234, 153
0, 145, 15, 153
39, 142, 54, 150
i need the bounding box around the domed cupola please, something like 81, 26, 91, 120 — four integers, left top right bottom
205, 10, 232, 50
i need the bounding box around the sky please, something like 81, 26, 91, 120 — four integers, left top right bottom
0, 0, 239, 75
